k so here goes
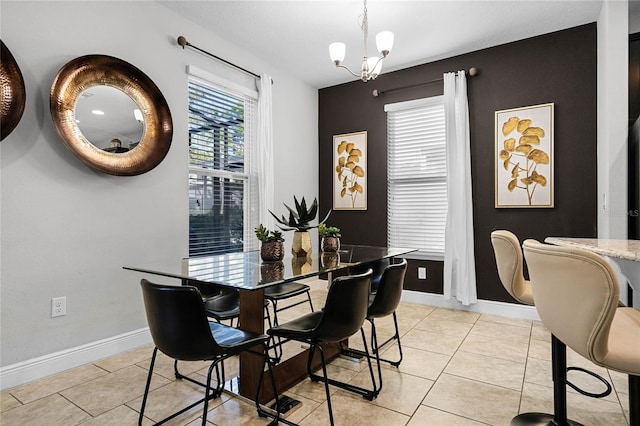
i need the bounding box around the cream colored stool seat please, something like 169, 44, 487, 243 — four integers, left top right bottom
523, 240, 640, 426
491, 230, 534, 305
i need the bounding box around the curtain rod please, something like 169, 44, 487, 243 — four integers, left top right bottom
177, 36, 270, 83
372, 67, 477, 97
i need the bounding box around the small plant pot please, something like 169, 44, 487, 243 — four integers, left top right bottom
321, 236, 340, 252
261, 241, 284, 262
291, 231, 312, 257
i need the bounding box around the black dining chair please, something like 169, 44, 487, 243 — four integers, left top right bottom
267, 270, 377, 426
183, 280, 271, 327
264, 281, 315, 362
342, 259, 408, 395
138, 279, 282, 426
177, 280, 274, 381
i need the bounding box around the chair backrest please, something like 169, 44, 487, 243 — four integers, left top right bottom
490, 230, 534, 305
313, 270, 373, 342
140, 279, 222, 361
367, 259, 408, 318
522, 240, 619, 364
350, 258, 391, 291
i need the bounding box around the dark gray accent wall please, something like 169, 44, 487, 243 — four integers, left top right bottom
318, 24, 598, 302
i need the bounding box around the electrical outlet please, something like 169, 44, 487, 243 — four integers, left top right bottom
51, 297, 66, 317
418, 267, 427, 280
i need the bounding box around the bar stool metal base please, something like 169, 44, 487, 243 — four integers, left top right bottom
511, 412, 584, 426
510, 335, 586, 426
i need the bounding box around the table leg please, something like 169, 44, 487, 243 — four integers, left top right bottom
238, 289, 268, 401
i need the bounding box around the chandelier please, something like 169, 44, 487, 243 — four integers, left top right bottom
329, 0, 394, 82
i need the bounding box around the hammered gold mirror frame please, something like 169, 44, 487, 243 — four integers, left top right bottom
50, 54, 172, 176
1, 40, 27, 141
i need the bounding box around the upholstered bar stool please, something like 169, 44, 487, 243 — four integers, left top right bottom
492, 230, 613, 425
490, 230, 534, 305
523, 240, 640, 426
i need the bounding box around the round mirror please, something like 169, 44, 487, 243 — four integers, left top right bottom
50, 54, 172, 176
1, 40, 27, 141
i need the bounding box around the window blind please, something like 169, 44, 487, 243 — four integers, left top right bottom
188, 78, 258, 256
386, 96, 447, 255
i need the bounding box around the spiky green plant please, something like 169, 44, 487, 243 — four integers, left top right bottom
269, 196, 331, 232
254, 224, 285, 243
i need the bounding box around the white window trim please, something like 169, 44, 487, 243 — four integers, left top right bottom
187, 65, 258, 99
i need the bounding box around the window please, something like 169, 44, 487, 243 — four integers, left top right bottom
386, 96, 447, 257
188, 75, 258, 256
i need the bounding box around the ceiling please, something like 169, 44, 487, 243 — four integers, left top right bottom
160, 0, 625, 89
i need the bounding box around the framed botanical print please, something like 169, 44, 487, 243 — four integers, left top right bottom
495, 103, 554, 208
333, 131, 367, 210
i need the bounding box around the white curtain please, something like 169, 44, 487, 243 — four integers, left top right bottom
257, 74, 274, 228
443, 71, 477, 305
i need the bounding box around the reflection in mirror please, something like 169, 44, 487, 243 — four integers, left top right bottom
74, 86, 144, 152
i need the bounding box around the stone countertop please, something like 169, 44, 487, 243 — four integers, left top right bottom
544, 237, 640, 262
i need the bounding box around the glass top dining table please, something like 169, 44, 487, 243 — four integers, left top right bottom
123, 244, 416, 291
123, 244, 416, 402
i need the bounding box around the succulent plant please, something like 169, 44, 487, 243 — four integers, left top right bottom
318, 223, 341, 238
269, 196, 331, 232
254, 224, 285, 243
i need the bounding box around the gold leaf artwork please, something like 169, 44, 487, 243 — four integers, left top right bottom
497, 113, 550, 206
335, 136, 366, 209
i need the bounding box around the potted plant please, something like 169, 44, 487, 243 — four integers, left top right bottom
269, 196, 331, 257
255, 224, 285, 261
318, 223, 341, 252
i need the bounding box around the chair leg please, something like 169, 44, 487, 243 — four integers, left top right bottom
630, 374, 639, 426
143, 350, 220, 426
309, 337, 377, 400
174, 359, 218, 393
315, 344, 336, 426
342, 312, 403, 368
370, 321, 383, 396
390, 312, 403, 366
306, 290, 315, 312
255, 342, 297, 426
361, 327, 379, 398
139, 347, 158, 426
201, 360, 218, 425
265, 303, 283, 363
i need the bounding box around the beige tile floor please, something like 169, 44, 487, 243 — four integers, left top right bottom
0, 279, 632, 425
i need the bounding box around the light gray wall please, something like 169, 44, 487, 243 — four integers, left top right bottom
0, 1, 318, 367
597, 0, 629, 239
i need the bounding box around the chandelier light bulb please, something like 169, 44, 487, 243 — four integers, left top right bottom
329, 42, 346, 65
376, 31, 394, 56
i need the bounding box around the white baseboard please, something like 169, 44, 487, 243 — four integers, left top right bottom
401, 290, 540, 321
0, 292, 538, 392
0, 328, 152, 391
